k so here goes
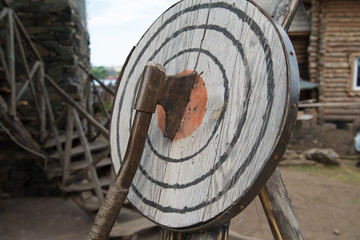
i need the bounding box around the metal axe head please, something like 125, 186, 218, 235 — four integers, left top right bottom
158, 71, 197, 140
134, 63, 198, 140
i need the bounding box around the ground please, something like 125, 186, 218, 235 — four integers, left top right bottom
231, 160, 360, 240
0, 160, 359, 240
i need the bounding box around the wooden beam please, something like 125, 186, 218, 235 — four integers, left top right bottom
63, 107, 74, 184
78, 63, 115, 96
64, 148, 110, 185
71, 107, 104, 203
0, 95, 41, 153
268, 0, 301, 32
37, 64, 47, 141
44, 74, 109, 138
260, 169, 304, 240
15, 61, 40, 101
161, 222, 229, 240
261, 1, 304, 240
0, 45, 11, 87
13, 11, 42, 61
85, 75, 95, 139
0, 7, 8, 21
299, 102, 360, 108
93, 84, 111, 120
39, 72, 65, 164
7, 10, 16, 117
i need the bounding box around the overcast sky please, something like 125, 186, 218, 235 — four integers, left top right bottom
87, 0, 179, 67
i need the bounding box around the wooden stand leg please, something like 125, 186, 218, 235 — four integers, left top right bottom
259, 168, 304, 240
161, 222, 229, 240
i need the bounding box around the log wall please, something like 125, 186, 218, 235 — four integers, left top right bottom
309, 0, 360, 123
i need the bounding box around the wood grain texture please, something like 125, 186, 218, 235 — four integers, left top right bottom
161, 222, 229, 239
111, 0, 298, 229
261, 169, 304, 240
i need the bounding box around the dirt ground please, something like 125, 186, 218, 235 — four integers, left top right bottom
231, 160, 360, 240
0, 160, 359, 240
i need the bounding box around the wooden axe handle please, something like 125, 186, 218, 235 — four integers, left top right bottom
88, 182, 128, 240
88, 64, 166, 240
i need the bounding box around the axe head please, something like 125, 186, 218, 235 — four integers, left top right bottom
158, 71, 197, 140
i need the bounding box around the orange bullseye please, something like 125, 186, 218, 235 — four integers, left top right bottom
157, 70, 207, 141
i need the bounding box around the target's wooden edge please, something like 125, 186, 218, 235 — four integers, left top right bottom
158, 3, 300, 232
110, 0, 300, 232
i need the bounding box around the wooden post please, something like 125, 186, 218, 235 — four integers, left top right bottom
0, 7, 8, 21
93, 83, 111, 120
63, 107, 74, 184
259, 1, 304, 240
37, 64, 47, 141
71, 107, 104, 203
0, 44, 11, 87
44, 74, 109, 138
7, 10, 15, 117
39, 68, 65, 164
15, 62, 40, 101
0, 96, 41, 153
13, 12, 42, 61
64, 148, 110, 186
260, 169, 304, 240
268, 0, 300, 32
85, 76, 95, 139
78, 63, 115, 96
161, 222, 230, 240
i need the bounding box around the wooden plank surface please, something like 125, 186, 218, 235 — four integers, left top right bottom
60, 176, 110, 192
50, 140, 108, 159
111, 0, 298, 229
47, 157, 111, 179
44, 132, 80, 148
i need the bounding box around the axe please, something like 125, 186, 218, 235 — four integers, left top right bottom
88, 63, 197, 240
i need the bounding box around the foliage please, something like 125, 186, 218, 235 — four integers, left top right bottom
99, 101, 113, 117
91, 66, 107, 79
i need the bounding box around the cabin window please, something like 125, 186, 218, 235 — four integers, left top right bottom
353, 57, 360, 91
350, 54, 360, 94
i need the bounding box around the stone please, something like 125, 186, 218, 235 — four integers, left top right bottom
54, 30, 74, 40
282, 149, 301, 161
34, 43, 50, 57
40, 40, 58, 49
67, 82, 80, 94
333, 229, 340, 235
26, 26, 48, 34
47, 65, 63, 78
56, 45, 74, 56
50, 25, 73, 33
303, 148, 340, 166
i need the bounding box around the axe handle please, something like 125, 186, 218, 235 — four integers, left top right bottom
88, 111, 152, 240
88, 182, 128, 240
88, 65, 166, 240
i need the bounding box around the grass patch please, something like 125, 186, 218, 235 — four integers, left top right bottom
99, 101, 112, 117
285, 165, 360, 184
348, 199, 360, 206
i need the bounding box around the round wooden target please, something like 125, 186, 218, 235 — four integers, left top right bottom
110, 0, 299, 230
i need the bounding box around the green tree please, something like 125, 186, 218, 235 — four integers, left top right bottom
91, 66, 107, 79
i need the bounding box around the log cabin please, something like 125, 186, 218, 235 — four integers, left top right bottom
308, 0, 360, 124
259, 0, 360, 126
